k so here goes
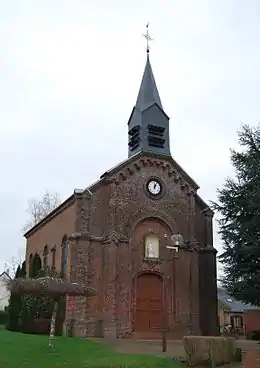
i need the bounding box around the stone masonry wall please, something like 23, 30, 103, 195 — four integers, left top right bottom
67, 153, 218, 338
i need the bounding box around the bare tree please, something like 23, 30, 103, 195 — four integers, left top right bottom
4, 250, 24, 279
23, 190, 61, 232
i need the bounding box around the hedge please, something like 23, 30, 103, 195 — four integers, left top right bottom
0, 310, 8, 325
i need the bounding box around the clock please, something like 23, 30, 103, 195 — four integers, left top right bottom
147, 179, 162, 196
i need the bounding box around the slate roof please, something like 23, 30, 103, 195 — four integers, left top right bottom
218, 288, 259, 312
0, 271, 11, 281
135, 54, 163, 112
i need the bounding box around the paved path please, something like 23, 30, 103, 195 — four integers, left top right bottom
93, 338, 260, 367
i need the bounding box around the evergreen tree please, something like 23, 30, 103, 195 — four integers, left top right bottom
15, 265, 21, 278
20, 261, 26, 278
213, 124, 260, 306
6, 265, 23, 331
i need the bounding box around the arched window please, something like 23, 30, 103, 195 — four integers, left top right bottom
144, 234, 159, 259
51, 245, 56, 269
28, 253, 33, 274
29, 253, 42, 278
61, 234, 68, 277
43, 245, 49, 270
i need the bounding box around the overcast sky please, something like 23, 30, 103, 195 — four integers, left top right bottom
1, 1, 260, 274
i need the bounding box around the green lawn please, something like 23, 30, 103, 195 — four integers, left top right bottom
0, 328, 183, 367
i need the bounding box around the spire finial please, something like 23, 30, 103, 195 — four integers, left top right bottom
143, 23, 153, 54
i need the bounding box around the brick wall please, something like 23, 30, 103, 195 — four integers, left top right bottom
67, 154, 218, 338
25, 200, 76, 275
244, 310, 260, 335
24, 152, 218, 339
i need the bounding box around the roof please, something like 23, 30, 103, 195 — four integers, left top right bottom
218, 288, 259, 312
23, 194, 74, 238
100, 152, 140, 179
0, 271, 11, 280
135, 54, 163, 112
195, 195, 214, 216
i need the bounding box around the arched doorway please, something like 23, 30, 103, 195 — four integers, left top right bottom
135, 273, 163, 333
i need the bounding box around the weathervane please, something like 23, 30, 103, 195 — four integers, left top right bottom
143, 23, 153, 54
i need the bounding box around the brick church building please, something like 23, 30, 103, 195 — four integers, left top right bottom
25, 48, 218, 339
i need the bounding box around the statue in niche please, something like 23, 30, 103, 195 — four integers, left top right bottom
145, 235, 159, 258
147, 241, 155, 258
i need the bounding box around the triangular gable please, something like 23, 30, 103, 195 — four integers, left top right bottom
24, 152, 202, 238
97, 151, 199, 191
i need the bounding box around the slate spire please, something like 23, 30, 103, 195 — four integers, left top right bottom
128, 46, 171, 158
135, 53, 163, 112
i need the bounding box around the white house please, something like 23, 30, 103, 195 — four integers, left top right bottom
0, 272, 11, 311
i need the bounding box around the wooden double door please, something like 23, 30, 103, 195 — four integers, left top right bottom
135, 273, 163, 332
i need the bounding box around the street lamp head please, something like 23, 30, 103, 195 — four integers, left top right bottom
171, 233, 184, 247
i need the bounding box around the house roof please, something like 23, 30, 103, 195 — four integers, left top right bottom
218, 288, 259, 312
0, 271, 11, 280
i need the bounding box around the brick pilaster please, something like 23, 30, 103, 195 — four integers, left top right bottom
64, 233, 90, 337
102, 231, 118, 338
205, 212, 213, 247
198, 247, 218, 335
188, 191, 196, 242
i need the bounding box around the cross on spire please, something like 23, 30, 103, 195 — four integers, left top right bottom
143, 23, 153, 54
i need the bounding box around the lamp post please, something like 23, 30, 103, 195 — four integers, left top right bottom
167, 244, 179, 327
161, 233, 184, 353
162, 276, 167, 353
188, 247, 193, 335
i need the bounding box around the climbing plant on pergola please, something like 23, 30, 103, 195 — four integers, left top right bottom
7, 277, 95, 347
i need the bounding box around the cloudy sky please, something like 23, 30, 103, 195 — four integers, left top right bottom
1, 0, 260, 273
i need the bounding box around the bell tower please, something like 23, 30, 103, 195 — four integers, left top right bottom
128, 25, 171, 158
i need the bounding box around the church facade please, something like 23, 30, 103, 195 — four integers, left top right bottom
25, 51, 218, 339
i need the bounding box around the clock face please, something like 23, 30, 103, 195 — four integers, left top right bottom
147, 179, 161, 196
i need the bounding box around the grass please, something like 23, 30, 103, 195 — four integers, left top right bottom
0, 327, 183, 367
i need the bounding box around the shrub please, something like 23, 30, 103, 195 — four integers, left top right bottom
0, 310, 7, 325
6, 294, 23, 331
21, 318, 63, 336
246, 331, 254, 340
247, 330, 260, 341
183, 336, 237, 367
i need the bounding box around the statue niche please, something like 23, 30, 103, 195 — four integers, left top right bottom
144, 234, 159, 259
